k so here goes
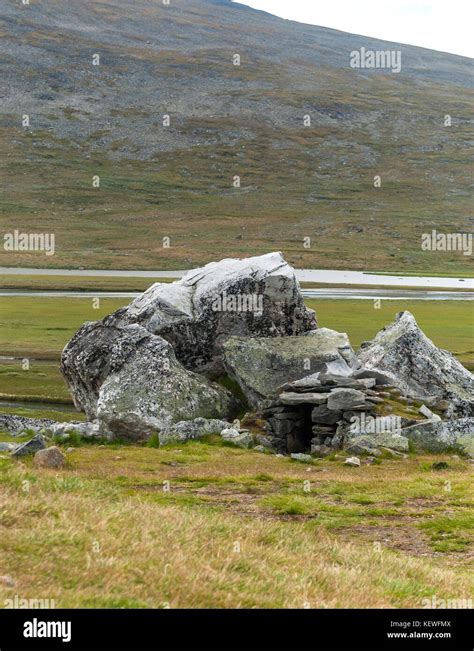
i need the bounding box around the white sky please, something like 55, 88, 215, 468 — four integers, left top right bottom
233, 0, 474, 58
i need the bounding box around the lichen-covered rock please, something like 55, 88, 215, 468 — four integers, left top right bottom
96, 327, 237, 439
158, 418, 232, 446
62, 322, 237, 439
33, 446, 66, 469
0, 442, 16, 452
220, 428, 254, 449
345, 433, 409, 454
223, 329, 357, 407
48, 420, 106, 441
402, 418, 474, 456
60, 253, 316, 439
0, 414, 56, 437
290, 453, 312, 462
327, 388, 369, 411
62, 253, 316, 389
358, 311, 474, 417
128, 252, 317, 374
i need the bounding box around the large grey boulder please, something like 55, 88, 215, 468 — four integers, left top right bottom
97, 327, 237, 440
223, 329, 358, 407
60, 252, 316, 439
358, 311, 474, 417
402, 418, 474, 457
63, 252, 316, 382
62, 323, 236, 440
129, 251, 317, 375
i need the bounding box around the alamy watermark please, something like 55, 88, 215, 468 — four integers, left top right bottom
350, 47, 401, 73
3, 229, 55, 256
211, 291, 263, 316
421, 230, 472, 256
23, 618, 71, 643
350, 414, 402, 435
4, 596, 56, 609
421, 595, 472, 609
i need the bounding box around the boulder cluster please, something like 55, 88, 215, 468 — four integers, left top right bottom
2, 252, 473, 460
60, 252, 316, 439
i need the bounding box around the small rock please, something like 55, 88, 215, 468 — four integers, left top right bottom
290, 453, 312, 463
255, 434, 274, 448
254, 445, 266, 453
327, 388, 368, 411
310, 444, 332, 457
0, 575, 15, 587
345, 456, 361, 467
418, 404, 442, 421
346, 441, 381, 456
220, 428, 254, 449
11, 434, 46, 458
379, 447, 403, 458
33, 446, 66, 469
66, 447, 75, 453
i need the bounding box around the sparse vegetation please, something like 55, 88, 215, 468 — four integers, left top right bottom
1, 0, 472, 273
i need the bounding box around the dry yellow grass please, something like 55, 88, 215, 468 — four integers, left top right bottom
0, 441, 472, 609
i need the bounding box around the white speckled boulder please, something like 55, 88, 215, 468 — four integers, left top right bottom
62, 323, 237, 440
358, 311, 474, 417
61, 253, 316, 439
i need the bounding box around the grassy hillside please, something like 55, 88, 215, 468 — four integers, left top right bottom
1, 0, 473, 272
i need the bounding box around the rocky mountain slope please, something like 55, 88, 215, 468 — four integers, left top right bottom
1, 0, 473, 271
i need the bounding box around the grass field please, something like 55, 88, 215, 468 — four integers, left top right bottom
0, 437, 472, 608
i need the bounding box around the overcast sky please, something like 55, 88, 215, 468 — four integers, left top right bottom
233, 0, 474, 58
